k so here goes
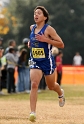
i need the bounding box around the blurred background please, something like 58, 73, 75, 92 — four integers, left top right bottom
0, 1, 84, 122
0, 0, 84, 65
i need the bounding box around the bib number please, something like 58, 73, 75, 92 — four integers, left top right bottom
32, 48, 45, 58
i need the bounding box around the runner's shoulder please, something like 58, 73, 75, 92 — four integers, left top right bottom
30, 24, 35, 31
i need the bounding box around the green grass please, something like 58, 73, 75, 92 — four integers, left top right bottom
0, 84, 84, 101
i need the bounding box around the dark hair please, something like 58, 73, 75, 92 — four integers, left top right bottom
58, 50, 63, 55
9, 47, 15, 53
34, 6, 49, 23
8, 39, 15, 46
19, 49, 27, 62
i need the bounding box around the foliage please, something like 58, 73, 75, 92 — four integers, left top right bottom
0, 8, 9, 35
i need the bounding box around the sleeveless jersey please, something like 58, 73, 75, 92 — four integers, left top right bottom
30, 24, 53, 61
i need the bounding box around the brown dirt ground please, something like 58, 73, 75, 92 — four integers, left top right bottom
0, 100, 84, 124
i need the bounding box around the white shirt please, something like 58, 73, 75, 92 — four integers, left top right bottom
73, 55, 82, 65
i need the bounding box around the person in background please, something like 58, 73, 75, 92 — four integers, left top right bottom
0, 37, 3, 48
1, 53, 7, 91
0, 48, 4, 95
52, 46, 59, 61
0, 37, 4, 54
56, 50, 63, 86
73, 52, 82, 66
16, 49, 30, 93
5, 47, 18, 94
5, 39, 16, 54
0, 38, 7, 91
19, 38, 30, 92
0, 37, 6, 90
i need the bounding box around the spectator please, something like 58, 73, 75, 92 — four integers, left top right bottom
73, 52, 82, 66
21, 38, 30, 65
52, 47, 59, 67
5, 39, 16, 54
0, 38, 7, 92
0, 37, 4, 54
0, 48, 4, 95
16, 49, 30, 93
5, 47, 18, 94
56, 50, 63, 86
52, 46, 59, 60
19, 38, 30, 92
1, 54, 7, 90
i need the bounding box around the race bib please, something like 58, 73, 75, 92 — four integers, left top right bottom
32, 48, 45, 58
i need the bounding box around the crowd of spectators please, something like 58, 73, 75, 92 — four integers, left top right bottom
0, 37, 83, 95
0, 37, 30, 95
0, 37, 47, 95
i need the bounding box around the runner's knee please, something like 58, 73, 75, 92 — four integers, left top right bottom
48, 85, 55, 90
31, 82, 38, 89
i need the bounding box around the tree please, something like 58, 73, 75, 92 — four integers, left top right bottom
0, 7, 9, 35
2, 0, 84, 64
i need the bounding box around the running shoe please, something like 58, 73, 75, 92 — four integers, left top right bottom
29, 112, 36, 122
59, 89, 65, 107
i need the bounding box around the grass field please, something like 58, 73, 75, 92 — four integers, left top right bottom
0, 84, 84, 124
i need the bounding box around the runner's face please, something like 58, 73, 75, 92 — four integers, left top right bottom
34, 9, 46, 23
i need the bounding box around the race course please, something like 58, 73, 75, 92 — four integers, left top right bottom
0, 85, 84, 124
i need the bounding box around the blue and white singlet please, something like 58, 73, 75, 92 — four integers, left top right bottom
29, 24, 56, 75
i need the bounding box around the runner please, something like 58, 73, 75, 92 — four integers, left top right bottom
29, 6, 65, 122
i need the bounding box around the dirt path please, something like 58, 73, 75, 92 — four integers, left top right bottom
0, 100, 84, 124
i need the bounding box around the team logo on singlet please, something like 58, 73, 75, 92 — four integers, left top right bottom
32, 48, 45, 58
31, 41, 39, 47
